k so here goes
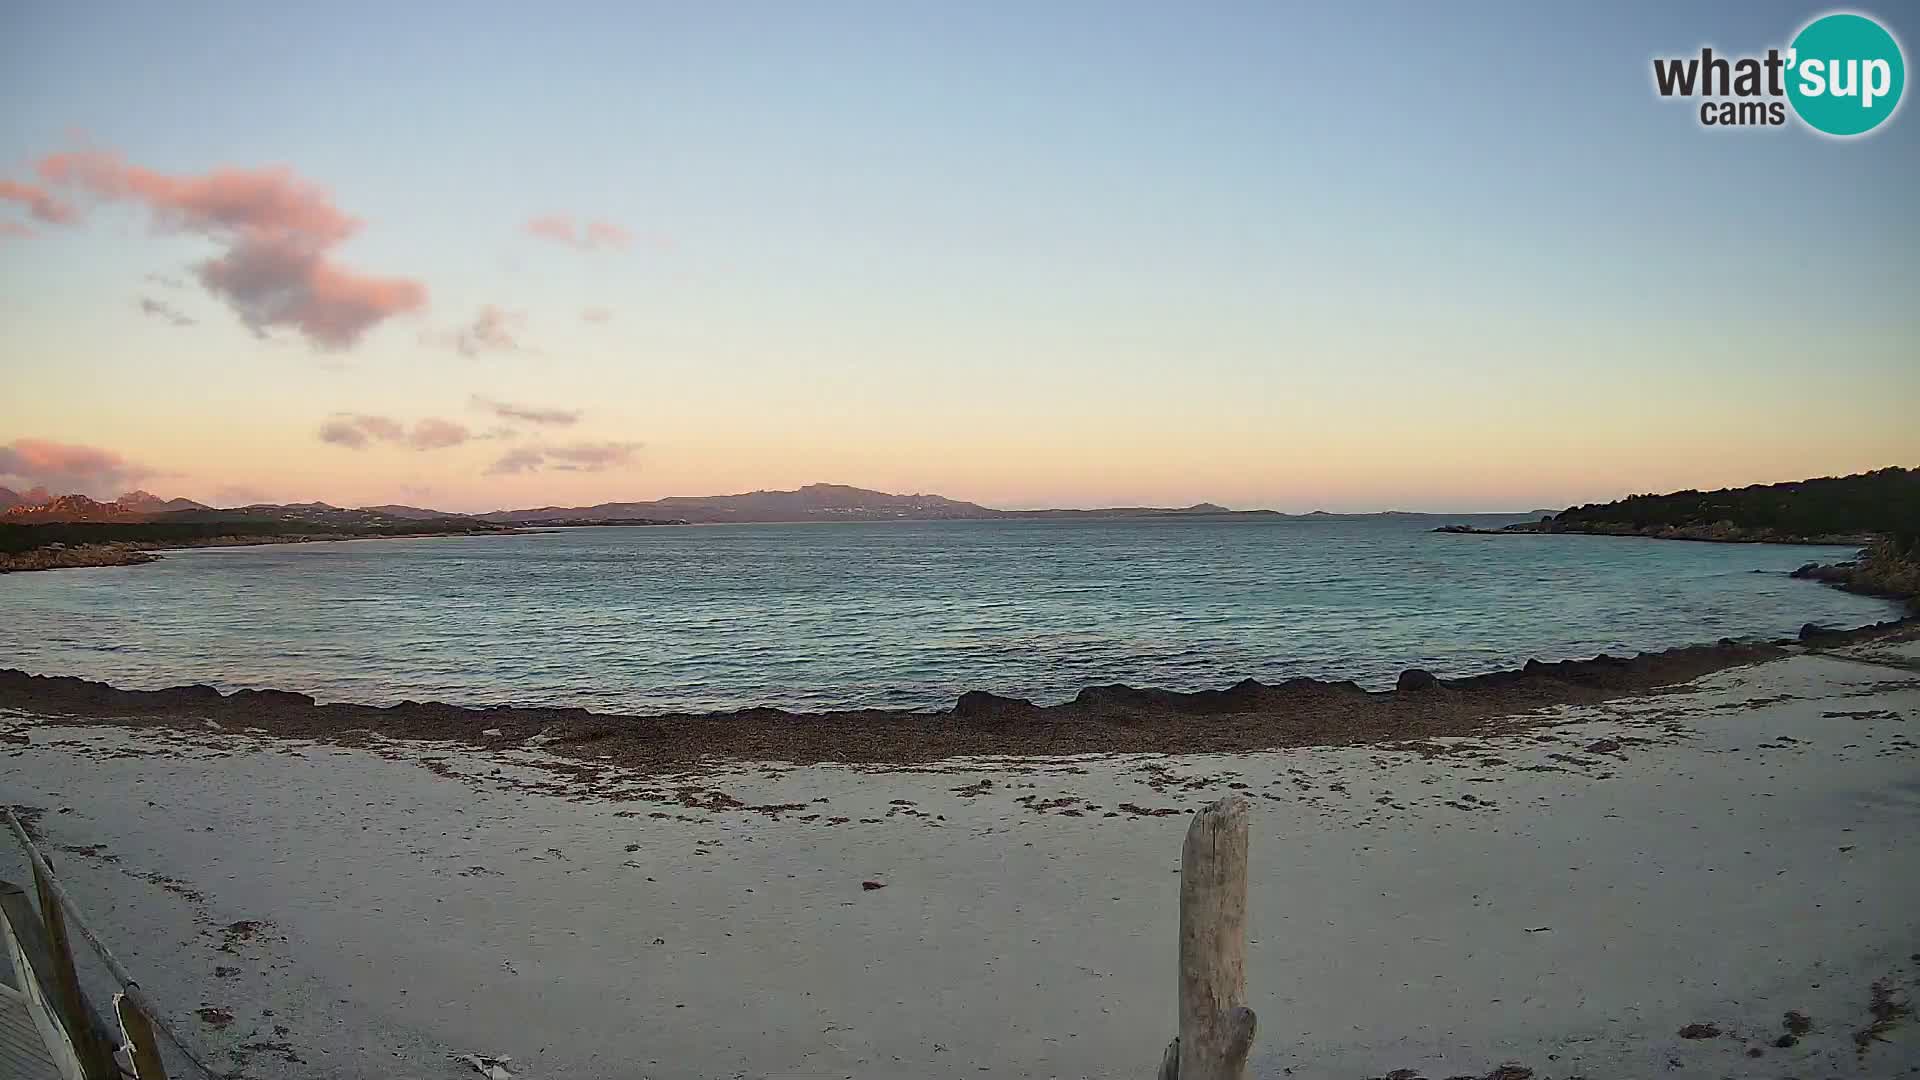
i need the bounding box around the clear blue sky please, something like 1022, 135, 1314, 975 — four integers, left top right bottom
1, 2, 1914, 511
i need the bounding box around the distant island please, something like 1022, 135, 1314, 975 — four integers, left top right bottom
468, 485, 1305, 525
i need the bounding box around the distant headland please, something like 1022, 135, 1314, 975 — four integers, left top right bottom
1433, 467, 1920, 607
1431, 467, 1916, 546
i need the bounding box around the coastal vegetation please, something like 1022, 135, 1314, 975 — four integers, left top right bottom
1438, 467, 1918, 546
1430, 466, 1920, 607
1549, 467, 1919, 545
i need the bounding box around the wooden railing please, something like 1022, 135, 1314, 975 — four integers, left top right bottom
4, 809, 218, 1079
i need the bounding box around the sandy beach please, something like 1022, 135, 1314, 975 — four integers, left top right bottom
3, 636, 1918, 1079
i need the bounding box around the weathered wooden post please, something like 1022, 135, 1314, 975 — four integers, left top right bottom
1157, 796, 1255, 1080
115, 994, 169, 1079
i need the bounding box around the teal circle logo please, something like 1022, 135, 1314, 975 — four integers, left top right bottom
1787, 13, 1906, 136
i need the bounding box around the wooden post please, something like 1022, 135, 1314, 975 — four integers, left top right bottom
1158, 796, 1255, 1080
116, 993, 169, 1079
31, 859, 118, 1079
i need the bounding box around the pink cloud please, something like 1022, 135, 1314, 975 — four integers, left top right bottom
0, 221, 30, 239
0, 179, 77, 224
584, 220, 632, 249
525, 215, 576, 245
37, 152, 357, 240
0, 437, 153, 495
580, 306, 612, 324
33, 149, 426, 349
197, 236, 426, 348
522, 214, 637, 252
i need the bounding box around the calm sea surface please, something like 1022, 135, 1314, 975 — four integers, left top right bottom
0, 518, 1900, 713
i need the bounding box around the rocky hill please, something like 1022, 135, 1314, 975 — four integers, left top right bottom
479, 484, 1302, 524
482, 483, 1000, 524
115, 489, 210, 513
0, 486, 52, 512
2, 494, 146, 522
2, 489, 208, 521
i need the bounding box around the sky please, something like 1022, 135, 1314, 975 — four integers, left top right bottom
1, 1, 1915, 513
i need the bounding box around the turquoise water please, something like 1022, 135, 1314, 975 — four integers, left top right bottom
0, 518, 1900, 713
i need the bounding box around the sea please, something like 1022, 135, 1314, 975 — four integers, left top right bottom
0, 517, 1901, 714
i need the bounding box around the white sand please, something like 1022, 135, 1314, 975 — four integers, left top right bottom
2, 644, 1918, 1079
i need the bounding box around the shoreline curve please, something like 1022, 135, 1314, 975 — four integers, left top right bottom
3, 616, 1912, 771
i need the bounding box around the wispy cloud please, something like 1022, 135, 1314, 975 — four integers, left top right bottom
318, 414, 403, 449
470, 395, 581, 426
0, 437, 153, 495
0, 221, 30, 240
319, 413, 480, 451
523, 214, 642, 252
137, 296, 196, 327
485, 440, 639, 475
440, 304, 524, 357
32, 149, 427, 349
407, 417, 471, 450
580, 306, 612, 324
484, 446, 547, 475
0, 179, 77, 224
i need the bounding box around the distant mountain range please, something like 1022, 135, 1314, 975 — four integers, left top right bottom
0, 482, 1550, 526
0, 489, 476, 530
0, 489, 210, 521
474, 483, 990, 524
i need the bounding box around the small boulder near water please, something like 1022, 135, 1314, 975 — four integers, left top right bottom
953, 689, 1035, 718
1396, 668, 1441, 691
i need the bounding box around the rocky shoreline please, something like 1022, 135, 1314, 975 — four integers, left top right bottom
0, 541, 161, 572
1433, 521, 1879, 545
4, 616, 1915, 771
1437, 525, 1920, 615
1790, 540, 1920, 607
